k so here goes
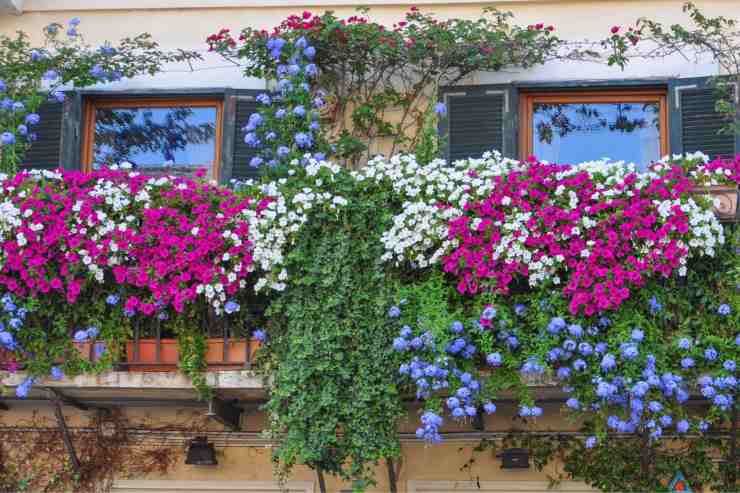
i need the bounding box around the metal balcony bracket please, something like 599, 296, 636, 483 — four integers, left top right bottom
207, 396, 242, 431
49, 391, 82, 475
472, 406, 486, 431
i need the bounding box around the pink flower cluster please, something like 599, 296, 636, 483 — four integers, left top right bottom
443, 158, 733, 315
0, 168, 259, 314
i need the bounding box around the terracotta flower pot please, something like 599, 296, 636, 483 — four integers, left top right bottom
125, 338, 262, 372
125, 338, 179, 372
691, 185, 739, 221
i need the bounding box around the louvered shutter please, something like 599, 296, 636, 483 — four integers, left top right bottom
231, 95, 261, 182
670, 77, 738, 159
441, 87, 513, 162
20, 101, 63, 170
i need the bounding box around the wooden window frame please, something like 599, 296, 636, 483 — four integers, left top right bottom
519, 89, 669, 161
82, 97, 225, 179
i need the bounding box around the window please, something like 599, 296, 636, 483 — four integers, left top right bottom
519, 89, 668, 168
82, 97, 224, 178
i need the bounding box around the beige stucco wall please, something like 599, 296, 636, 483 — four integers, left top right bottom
1, 0, 738, 91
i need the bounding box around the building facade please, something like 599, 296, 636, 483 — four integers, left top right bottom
0, 1, 738, 492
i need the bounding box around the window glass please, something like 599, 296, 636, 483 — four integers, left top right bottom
91, 105, 218, 175
531, 102, 661, 167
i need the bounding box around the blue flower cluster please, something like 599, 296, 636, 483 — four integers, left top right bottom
394, 304, 499, 442
242, 35, 327, 170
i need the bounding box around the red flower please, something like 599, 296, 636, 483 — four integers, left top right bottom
302, 10, 312, 19
546, 25, 555, 32
410, 5, 419, 11
611, 26, 620, 34
398, 21, 407, 27
535, 23, 544, 30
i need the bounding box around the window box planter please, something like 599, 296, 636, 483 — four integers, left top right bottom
124, 338, 261, 372
691, 185, 739, 221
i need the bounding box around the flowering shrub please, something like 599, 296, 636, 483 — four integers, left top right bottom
0, 167, 261, 397
0, 19, 199, 174
210, 8, 567, 163
371, 152, 735, 314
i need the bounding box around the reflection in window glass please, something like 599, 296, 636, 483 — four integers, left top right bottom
532, 102, 660, 168
92, 106, 218, 174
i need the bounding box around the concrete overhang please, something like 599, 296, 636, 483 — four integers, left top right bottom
0, 0, 23, 15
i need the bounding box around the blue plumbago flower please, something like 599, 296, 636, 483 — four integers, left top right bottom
562, 339, 576, 352
451, 407, 465, 418
648, 401, 663, 413
99, 44, 116, 56
585, 436, 598, 449
481, 306, 497, 320
0, 79, 5, 92
249, 156, 263, 168
680, 357, 695, 369
294, 132, 312, 148
224, 300, 240, 314
313, 97, 324, 108
462, 344, 476, 359
701, 385, 716, 398
0, 331, 15, 349
506, 336, 518, 349
631, 329, 644, 342
557, 367, 571, 380
620, 342, 639, 360
256, 93, 271, 105
600, 353, 616, 371
87, 326, 99, 339
459, 372, 472, 384
398, 363, 410, 375
106, 294, 120, 306
277, 79, 292, 93
578, 342, 593, 356
388, 306, 401, 318
483, 402, 497, 414
410, 337, 424, 350
1, 132, 15, 145
275, 108, 287, 119
73, 329, 90, 342
678, 337, 691, 350
630, 399, 644, 412
632, 381, 650, 398
69, 17, 81, 26
704, 347, 718, 361
699, 420, 709, 432
514, 304, 526, 316
547, 317, 566, 334
15, 377, 35, 399
450, 321, 464, 334
713, 394, 732, 410
67, 27, 78, 36
723, 360, 736, 372
736, 334, 740, 346
566, 397, 580, 410
244, 132, 260, 147
718, 304, 731, 316
265, 131, 277, 141
24, 114, 40, 127
573, 359, 587, 371
16, 124, 27, 136
43, 69, 59, 80
456, 387, 471, 399
158, 312, 168, 321
446, 396, 460, 409
50, 366, 65, 381
277, 146, 290, 158
676, 419, 690, 433
567, 324, 583, 338
465, 405, 477, 417
486, 352, 502, 366
253, 329, 267, 342
434, 102, 447, 115
124, 308, 135, 318
659, 415, 672, 427
304, 46, 316, 59
595, 342, 608, 354
649, 296, 662, 314
305, 63, 318, 77
90, 64, 106, 79
51, 91, 66, 103
287, 64, 300, 76
521, 358, 544, 375
12, 102, 24, 112
399, 326, 412, 338
293, 105, 306, 117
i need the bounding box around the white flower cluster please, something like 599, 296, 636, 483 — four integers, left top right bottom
240, 159, 349, 292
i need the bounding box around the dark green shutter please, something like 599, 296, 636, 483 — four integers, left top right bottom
670, 77, 738, 159
231, 95, 261, 181
20, 101, 64, 170
442, 87, 511, 162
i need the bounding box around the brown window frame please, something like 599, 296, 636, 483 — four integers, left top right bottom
519, 89, 669, 162
82, 97, 225, 179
